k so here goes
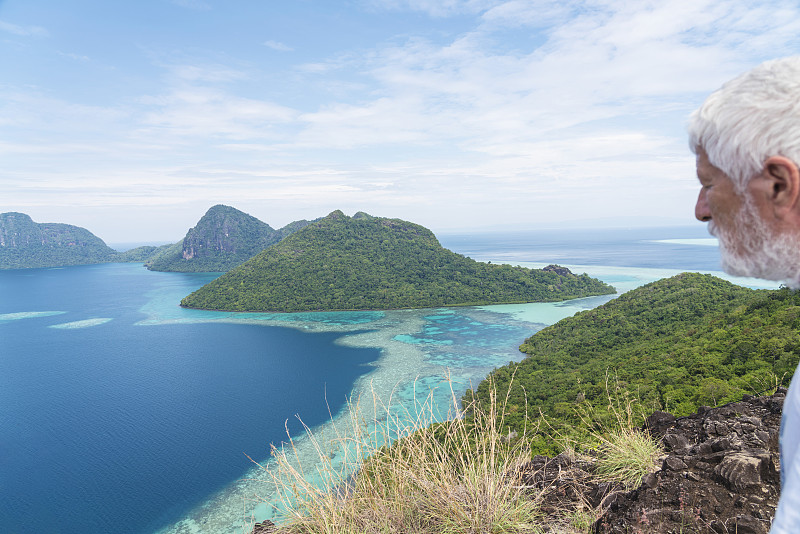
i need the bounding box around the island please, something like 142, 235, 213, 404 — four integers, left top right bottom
0, 212, 118, 269
145, 204, 316, 272
180, 210, 616, 312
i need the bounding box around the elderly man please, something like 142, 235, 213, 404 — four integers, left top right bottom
689, 56, 800, 533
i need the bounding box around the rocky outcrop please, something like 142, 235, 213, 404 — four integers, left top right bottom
593, 390, 783, 533
542, 264, 573, 276
251, 519, 277, 533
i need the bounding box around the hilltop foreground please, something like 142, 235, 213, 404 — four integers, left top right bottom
246, 273, 794, 533
252, 390, 781, 533
181, 210, 615, 312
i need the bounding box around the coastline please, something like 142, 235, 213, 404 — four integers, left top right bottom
151, 262, 780, 534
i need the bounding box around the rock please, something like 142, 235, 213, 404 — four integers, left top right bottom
663, 431, 689, 452
663, 455, 688, 471
251, 519, 277, 533
542, 264, 573, 276
645, 410, 676, 435
715, 451, 770, 490
593, 392, 782, 533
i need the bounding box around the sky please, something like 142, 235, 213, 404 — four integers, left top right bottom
2, 0, 800, 244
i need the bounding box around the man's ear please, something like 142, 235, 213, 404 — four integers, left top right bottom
762, 156, 800, 219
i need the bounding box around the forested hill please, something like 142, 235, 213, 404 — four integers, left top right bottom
180, 210, 615, 312
145, 205, 315, 272
468, 273, 800, 446
0, 212, 118, 269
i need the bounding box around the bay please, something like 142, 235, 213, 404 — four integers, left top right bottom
0, 226, 775, 534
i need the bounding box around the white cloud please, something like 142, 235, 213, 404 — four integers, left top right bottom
263, 40, 293, 52
138, 87, 297, 141
0, 19, 48, 37
481, 0, 574, 28
57, 51, 90, 62
365, 0, 502, 17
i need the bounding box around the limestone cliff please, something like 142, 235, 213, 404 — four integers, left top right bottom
146, 205, 314, 272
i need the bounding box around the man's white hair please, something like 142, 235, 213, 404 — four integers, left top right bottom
688, 56, 800, 192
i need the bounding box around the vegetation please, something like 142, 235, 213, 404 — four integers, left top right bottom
577, 380, 663, 490
467, 273, 800, 448
0, 212, 118, 269
259, 381, 543, 534
256, 379, 661, 534
115, 244, 173, 263
145, 204, 314, 272
181, 211, 615, 312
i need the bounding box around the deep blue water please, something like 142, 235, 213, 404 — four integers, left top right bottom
0, 264, 379, 534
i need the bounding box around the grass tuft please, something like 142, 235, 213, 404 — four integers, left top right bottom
577, 373, 663, 490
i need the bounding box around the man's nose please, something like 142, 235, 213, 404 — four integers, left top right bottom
695, 189, 712, 222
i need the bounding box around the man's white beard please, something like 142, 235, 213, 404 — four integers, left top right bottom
710, 198, 800, 289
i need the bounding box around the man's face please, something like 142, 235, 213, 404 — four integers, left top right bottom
695, 148, 746, 243
695, 147, 800, 287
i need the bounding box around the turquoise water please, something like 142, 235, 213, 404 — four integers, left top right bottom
1, 228, 779, 533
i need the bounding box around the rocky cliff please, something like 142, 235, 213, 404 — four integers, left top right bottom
145, 205, 314, 272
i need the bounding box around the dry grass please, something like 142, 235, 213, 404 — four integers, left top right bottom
249, 374, 664, 534
254, 378, 544, 534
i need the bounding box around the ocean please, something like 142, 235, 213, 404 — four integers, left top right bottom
0, 226, 777, 534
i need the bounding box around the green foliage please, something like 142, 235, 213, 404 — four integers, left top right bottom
467, 273, 800, 443
181, 210, 615, 312
115, 244, 173, 263
0, 212, 118, 269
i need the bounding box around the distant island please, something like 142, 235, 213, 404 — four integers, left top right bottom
180, 210, 616, 312
0, 206, 315, 271
144, 204, 315, 273
0, 212, 120, 269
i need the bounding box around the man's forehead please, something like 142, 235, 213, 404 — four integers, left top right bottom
696, 149, 713, 175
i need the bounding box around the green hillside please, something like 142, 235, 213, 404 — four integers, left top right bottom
467, 273, 800, 443
115, 244, 173, 263
180, 210, 615, 312
0, 212, 117, 269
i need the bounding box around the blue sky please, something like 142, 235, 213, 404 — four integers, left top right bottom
2, 0, 799, 243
